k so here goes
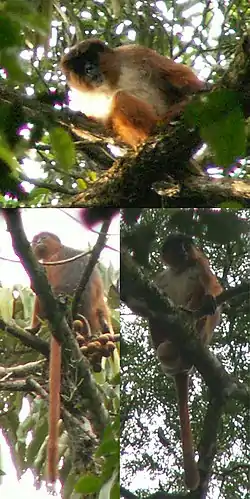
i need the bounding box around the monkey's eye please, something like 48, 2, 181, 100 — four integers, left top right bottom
84, 62, 103, 84
85, 62, 95, 75
181, 242, 188, 257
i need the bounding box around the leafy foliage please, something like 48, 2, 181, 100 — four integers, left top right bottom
0, 0, 249, 205
121, 208, 250, 499
0, 258, 120, 499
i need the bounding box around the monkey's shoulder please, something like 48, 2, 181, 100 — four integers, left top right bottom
116, 44, 203, 95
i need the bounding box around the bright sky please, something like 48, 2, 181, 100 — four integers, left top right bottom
0, 208, 120, 498
0, 208, 120, 287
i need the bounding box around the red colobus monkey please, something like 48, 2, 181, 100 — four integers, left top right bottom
31, 232, 113, 484
60, 39, 205, 148
148, 234, 223, 490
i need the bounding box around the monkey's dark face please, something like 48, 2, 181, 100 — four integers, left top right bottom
162, 234, 194, 270
60, 39, 112, 91
32, 232, 61, 260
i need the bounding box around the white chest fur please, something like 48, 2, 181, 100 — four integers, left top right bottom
70, 64, 168, 120
69, 87, 115, 121
155, 266, 200, 308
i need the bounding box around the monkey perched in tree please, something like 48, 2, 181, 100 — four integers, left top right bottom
30, 232, 114, 485
148, 234, 223, 491
31, 231, 113, 333
60, 39, 205, 148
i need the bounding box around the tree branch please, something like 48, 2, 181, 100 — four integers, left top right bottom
1, 34, 250, 206
71, 218, 111, 319
120, 246, 249, 405
3, 209, 109, 436
69, 34, 250, 207
0, 318, 49, 356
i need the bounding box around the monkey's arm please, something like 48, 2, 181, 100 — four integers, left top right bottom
109, 90, 158, 148
185, 256, 223, 342
186, 254, 223, 311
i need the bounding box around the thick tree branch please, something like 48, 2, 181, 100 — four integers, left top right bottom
1, 34, 250, 206
69, 34, 250, 207
0, 318, 49, 356
3, 209, 109, 436
120, 487, 189, 499
0, 359, 45, 378
196, 397, 224, 497
121, 247, 249, 405
71, 218, 111, 319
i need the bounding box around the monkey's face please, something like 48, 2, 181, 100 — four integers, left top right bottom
60, 39, 114, 92
32, 232, 61, 260
162, 234, 194, 271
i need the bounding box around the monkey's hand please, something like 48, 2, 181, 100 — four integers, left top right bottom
198, 294, 218, 317
25, 324, 41, 334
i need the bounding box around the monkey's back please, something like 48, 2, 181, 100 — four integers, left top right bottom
114, 44, 204, 116
46, 245, 105, 329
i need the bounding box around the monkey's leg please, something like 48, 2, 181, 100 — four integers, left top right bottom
109, 90, 158, 148
175, 372, 200, 491
47, 337, 61, 485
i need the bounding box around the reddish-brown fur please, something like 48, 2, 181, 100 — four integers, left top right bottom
31, 232, 113, 334
31, 231, 113, 485
149, 234, 223, 490
60, 39, 205, 147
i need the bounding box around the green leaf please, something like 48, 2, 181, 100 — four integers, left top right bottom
98, 470, 119, 499
77, 178, 88, 190
0, 49, 28, 82
185, 90, 246, 167
50, 127, 76, 171
26, 418, 48, 467
110, 482, 120, 499
88, 170, 97, 181
0, 16, 22, 48
0, 135, 20, 176
75, 475, 102, 493
5, 0, 48, 34
96, 438, 119, 457
0, 288, 14, 321
201, 110, 245, 167
218, 201, 244, 208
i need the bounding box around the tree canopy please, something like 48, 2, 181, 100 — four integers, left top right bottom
0, 0, 249, 207
120, 208, 250, 499
0, 209, 120, 499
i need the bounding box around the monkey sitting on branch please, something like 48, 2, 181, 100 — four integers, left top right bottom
148, 233, 223, 491
60, 39, 205, 149
30, 231, 115, 486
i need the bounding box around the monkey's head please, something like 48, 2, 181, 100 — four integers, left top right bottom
161, 234, 198, 270
60, 39, 117, 92
31, 232, 61, 260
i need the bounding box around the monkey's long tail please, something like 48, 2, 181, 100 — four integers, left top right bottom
47, 337, 61, 486
175, 372, 200, 491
